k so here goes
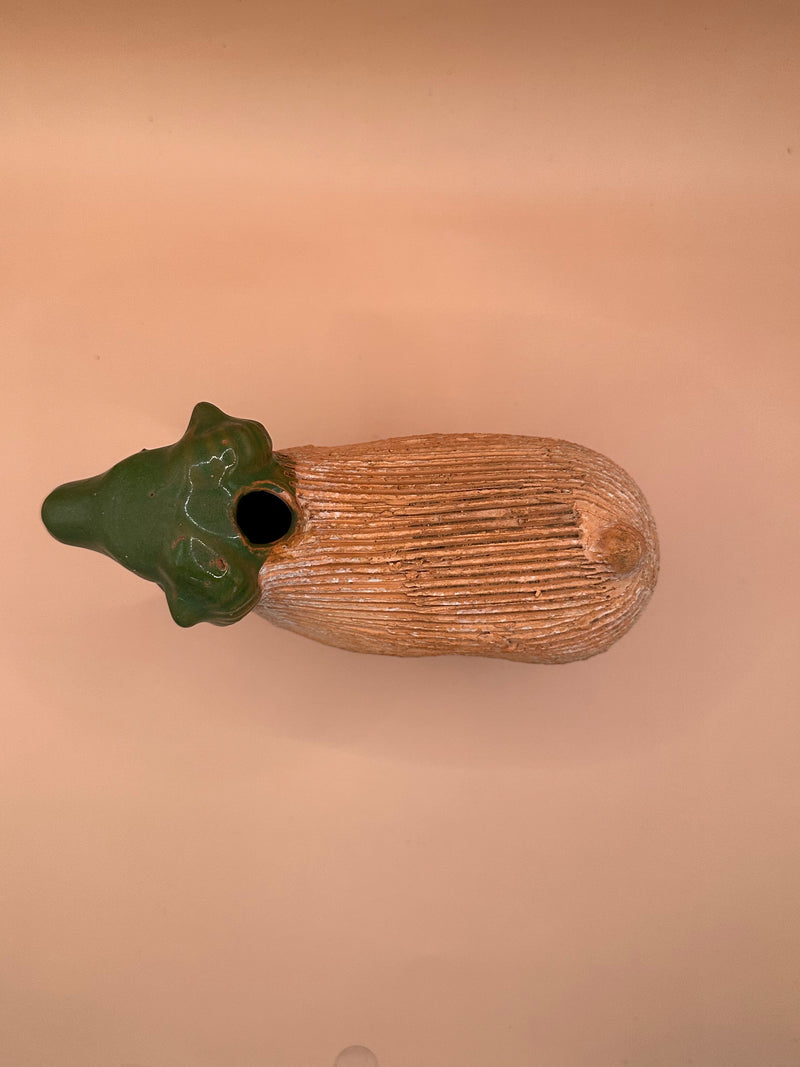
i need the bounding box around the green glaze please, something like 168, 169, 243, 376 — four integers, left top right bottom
41, 402, 297, 626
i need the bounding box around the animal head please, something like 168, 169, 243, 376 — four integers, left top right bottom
41, 402, 296, 626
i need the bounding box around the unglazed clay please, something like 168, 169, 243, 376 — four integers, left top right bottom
41, 402, 658, 662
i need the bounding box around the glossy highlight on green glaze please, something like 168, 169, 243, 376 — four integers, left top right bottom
41, 402, 296, 626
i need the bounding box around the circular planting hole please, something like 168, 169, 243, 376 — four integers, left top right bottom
235, 490, 294, 546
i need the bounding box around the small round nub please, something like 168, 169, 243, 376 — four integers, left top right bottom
595, 522, 646, 577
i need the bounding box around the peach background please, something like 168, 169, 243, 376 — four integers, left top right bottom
2, 1, 799, 1065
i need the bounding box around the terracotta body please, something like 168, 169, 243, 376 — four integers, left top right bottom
260, 434, 658, 663
41, 405, 658, 662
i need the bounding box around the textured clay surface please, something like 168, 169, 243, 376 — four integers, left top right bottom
255, 434, 659, 662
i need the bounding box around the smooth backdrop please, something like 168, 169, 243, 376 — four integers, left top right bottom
2, 1, 799, 1065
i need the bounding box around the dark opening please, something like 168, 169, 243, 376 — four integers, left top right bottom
235, 490, 294, 546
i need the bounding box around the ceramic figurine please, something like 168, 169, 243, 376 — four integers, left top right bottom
41, 402, 659, 663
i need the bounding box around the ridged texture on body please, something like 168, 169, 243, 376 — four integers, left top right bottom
255, 434, 658, 662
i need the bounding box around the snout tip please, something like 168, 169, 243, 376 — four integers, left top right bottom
41, 477, 103, 550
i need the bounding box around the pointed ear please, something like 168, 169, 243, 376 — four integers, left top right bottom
163, 578, 260, 627
165, 588, 203, 627
187, 401, 229, 436
185, 402, 274, 466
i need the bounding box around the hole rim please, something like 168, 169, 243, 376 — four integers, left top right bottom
231, 482, 299, 550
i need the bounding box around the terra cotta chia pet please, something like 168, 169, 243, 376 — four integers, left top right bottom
41, 402, 659, 663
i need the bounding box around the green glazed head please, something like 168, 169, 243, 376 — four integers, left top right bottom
41, 402, 297, 626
